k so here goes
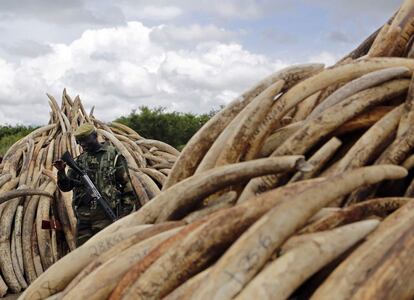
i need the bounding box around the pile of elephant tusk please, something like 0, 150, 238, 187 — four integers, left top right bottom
0, 90, 179, 297
3, 0, 414, 299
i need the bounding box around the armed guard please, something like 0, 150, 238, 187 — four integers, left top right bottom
54, 124, 138, 246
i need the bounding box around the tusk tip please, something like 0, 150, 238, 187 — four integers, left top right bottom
296, 158, 313, 172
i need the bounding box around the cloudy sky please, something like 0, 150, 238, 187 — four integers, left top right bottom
0, 0, 402, 125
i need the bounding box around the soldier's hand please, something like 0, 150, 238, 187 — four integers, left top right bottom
53, 160, 66, 171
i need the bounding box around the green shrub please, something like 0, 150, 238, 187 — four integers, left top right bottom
0, 106, 219, 156
116, 106, 217, 148
0, 125, 36, 156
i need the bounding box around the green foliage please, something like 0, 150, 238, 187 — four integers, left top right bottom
0, 106, 218, 156
116, 106, 217, 148
0, 125, 36, 156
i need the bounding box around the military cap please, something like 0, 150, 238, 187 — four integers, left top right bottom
74, 124, 96, 139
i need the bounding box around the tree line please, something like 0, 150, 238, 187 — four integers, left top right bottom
0, 106, 217, 156
0, 125, 37, 156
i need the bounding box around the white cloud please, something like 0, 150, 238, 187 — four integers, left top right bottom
308, 51, 340, 67
118, 0, 273, 21
136, 5, 182, 21
211, 1, 262, 19
0, 21, 287, 125
312, 0, 400, 16
150, 24, 237, 48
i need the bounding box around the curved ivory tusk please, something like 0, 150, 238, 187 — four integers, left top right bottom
239, 79, 409, 202
309, 67, 410, 119
12, 205, 27, 289
162, 267, 211, 300
62, 223, 181, 298
61, 228, 181, 300
20, 225, 153, 300
156, 156, 306, 222
137, 168, 166, 186
109, 221, 206, 300
0, 197, 22, 292
84, 155, 304, 243
349, 222, 414, 299
136, 139, 179, 156
301, 197, 411, 234
289, 137, 342, 183
334, 105, 403, 175
193, 165, 407, 300
22, 182, 48, 284
369, 0, 414, 57
183, 191, 238, 223
0, 174, 12, 189
260, 121, 303, 158
114, 179, 326, 300
238, 58, 414, 173
111, 121, 142, 140
0, 188, 53, 205
290, 91, 321, 122
332, 106, 394, 136
311, 194, 414, 300
348, 118, 414, 203
2, 124, 56, 163
163, 63, 324, 190
47, 95, 67, 133
35, 182, 57, 271
196, 80, 285, 172
235, 220, 379, 300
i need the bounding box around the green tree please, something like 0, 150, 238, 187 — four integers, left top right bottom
116, 106, 217, 149
0, 106, 219, 156
0, 125, 36, 156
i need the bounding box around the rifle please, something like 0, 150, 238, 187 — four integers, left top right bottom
61, 151, 118, 222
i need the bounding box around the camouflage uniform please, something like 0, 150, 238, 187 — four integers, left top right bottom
57, 143, 137, 246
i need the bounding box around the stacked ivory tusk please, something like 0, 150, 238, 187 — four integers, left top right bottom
15, 0, 414, 299
0, 90, 179, 297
